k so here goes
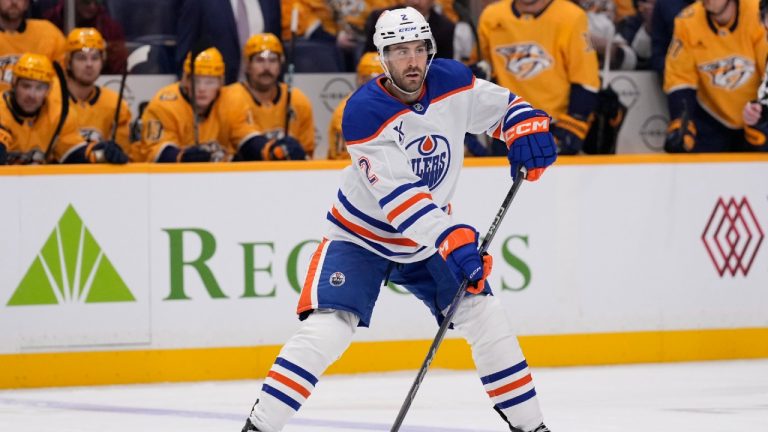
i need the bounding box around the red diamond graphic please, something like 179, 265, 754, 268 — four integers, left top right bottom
702, 197, 764, 277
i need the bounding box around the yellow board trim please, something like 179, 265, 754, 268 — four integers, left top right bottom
2, 327, 767, 389
1, 153, 767, 176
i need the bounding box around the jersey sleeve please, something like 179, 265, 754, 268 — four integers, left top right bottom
221, 89, 261, 152
466, 77, 513, 136
565, 11, 600, 92
115, 99, 132, 147
53, 111, 87, 163
140, 100, 180, 162
663, 15, 698, 94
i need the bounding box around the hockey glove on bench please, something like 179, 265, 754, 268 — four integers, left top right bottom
504, 109, 557, 181
436, 225, 493, 294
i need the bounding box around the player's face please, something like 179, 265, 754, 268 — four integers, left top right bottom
384, 41, 429, 93
246, 51, 282, 92
0, 0, 28, 20
14, 78, 49, 113
185, 75, 222, 111
76, 0, 100, 21
702, 0, 731, 14
69, 50, 103, 86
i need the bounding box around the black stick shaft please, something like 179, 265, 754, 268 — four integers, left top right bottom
390, 167, 526, 431
110, 68, 129, 142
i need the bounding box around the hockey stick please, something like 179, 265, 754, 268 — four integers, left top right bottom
284, 5, 298, 136
109, 67, 129, 142
44, 61, 70, 163
189, 47, 200, 147
391, 166, 527, 432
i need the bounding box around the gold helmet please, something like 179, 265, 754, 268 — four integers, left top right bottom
183, 47, 226, 77
66, 27, 106, 54
357, 52, 384, 79
13, 53, 55, 84
244, 33, 283, 59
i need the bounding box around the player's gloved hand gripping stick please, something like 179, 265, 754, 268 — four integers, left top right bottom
391, 165, 528, 432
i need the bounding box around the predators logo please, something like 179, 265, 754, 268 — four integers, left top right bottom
495, 43, 553, 80
698, 56, 755, 90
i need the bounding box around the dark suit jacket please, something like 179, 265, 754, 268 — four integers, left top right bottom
650, 0, 695, 77
176, 0, 281, 84
364, 7, 455, 60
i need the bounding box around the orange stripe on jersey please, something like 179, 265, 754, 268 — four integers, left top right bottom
486, 373, 533, 398
432, 76, 475, 104
346, 106, 410, 146
386, 192, 432, 222
268, 370, 312, 398
331, 207, 418, 246
298, 238, 327, 314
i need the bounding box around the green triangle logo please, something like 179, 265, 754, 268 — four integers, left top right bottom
7, 204, 135, 306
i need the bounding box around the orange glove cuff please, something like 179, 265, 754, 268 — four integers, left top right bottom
467, 254, 493, 294
438, 227, 476, 260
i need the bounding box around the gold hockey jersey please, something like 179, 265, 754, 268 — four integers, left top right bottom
282, 0, 398, 38
327, 94, 349, 160
139, 83, 260, 162
229, 81, 315, 158
664, 0, 767, 128
478, 0, 600, 120
0, 19, 67, 89
69, 86, 134, 160
0, 90, 84, 163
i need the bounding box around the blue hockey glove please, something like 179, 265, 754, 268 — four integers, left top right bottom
436, 224, 493, 294
504, 109, 557, 181
83, 140, 129, 164
273, 136, 307, 160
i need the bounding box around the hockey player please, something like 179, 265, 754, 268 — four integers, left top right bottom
664, 0, 768, 152
62, 28, 129, 164
242, 7, 555, 432
741, 0, 768, 149
139, 47, 262, 163
0, 53, 84, 164
478, 0, 600, 155
0, 0, 67, 90
228, 33, 312, 160
327, 51, 384, 160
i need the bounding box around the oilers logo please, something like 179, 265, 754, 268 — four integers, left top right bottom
699, 56, 755, 90
405, 134, 451, 190
495, 43, 553, 80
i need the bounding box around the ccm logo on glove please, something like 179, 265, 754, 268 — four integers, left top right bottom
504, 117, 550, 143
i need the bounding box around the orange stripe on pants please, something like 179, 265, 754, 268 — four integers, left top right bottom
268, 370, 312, 398
297, 238, 328, 314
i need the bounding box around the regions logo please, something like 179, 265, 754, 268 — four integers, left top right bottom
7, 205, 134, 306
702, 197, 764, 277
495, 43, 553, 80
699, 56, 755, 90
405, 134, 451, 190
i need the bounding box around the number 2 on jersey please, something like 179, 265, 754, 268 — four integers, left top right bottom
358, 156, 379, 185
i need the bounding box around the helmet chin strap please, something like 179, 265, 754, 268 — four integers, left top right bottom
382, 54, 435, 97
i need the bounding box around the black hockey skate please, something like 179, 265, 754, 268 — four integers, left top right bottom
241, 418, 260, 431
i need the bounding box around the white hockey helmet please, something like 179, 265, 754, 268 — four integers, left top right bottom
373, 7, 436, 58
373, 7, 436, 95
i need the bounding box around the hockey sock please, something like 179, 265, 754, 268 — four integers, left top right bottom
247, 309, 358, 432
450, 295, 544, 431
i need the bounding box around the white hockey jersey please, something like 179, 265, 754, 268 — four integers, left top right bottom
331, 58, 520, 263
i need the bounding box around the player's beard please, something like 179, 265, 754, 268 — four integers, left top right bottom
0, 6, 24, 22
249, 72, 277, 93
392, 66, 424, 94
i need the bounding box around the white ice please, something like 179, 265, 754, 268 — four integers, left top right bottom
1, 359, 767, 432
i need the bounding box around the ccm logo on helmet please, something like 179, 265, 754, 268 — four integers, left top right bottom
399, 26, 416, 32
504, 117, 550, 142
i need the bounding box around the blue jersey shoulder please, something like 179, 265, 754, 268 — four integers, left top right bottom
424, 58, 474, 100
342, 78, 407, 144
342, 60, 474, 144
